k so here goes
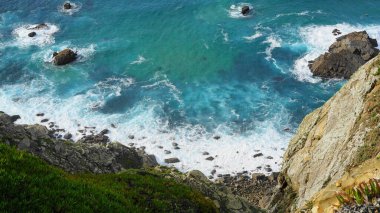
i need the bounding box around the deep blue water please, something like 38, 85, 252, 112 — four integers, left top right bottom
0, 0, 379, 176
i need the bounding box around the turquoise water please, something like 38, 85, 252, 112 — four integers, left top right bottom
1, 0, 380, 176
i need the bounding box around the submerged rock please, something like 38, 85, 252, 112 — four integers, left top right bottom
28, 23, 48, 30
53, 49, 77, 66
309, 31, 379, 79
241, 6, 250, 16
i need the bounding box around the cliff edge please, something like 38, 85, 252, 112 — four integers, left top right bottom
269, 54, 380, 212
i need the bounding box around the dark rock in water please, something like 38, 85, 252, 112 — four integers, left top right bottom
36, 113, 44, 117
64, 2, 72, 9
309, 31, 379, 79
10, 115, 21, 123
53, 49, 77, 66
28, 32, 36, 37
128, 135, 135, 140
63, 133, 72, 140
165, 157, 180, 163
211, 169, 216, 175
111, 123, 116, 128
174, 146, 180, 150
206, 156, 214, 161
266, 156, 273, 159
164, 150, 171, 154
203, 151, 209, 155
241, 6, 250, 16
41, 119, 49, 123
253, 153, 263, 158
52, 52, 58, 57
100, 129, 109, 135
172, 142, 178, 147
213, 135, 221, 140
265, 167, 273, 172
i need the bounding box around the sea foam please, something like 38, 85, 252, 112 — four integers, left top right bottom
12, 23, 59, 48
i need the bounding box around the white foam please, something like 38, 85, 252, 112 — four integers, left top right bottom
263, 35, 282, 61
12, 23, 59, 48
221, 29, 229, 42
243, 32, 263, 41
292, 23, 380, 83
228, 3, 253, 19
59, 1, 82, 15
130, 55, 147, 65
0, 75, 291, 178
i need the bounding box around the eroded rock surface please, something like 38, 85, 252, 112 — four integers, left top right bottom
309, 31, 379, 79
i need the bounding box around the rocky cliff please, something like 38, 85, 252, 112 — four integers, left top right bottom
269, 54, 380, 212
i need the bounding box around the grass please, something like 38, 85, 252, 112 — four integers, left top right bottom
336, 179, 380, 207
0, 143, 217, 212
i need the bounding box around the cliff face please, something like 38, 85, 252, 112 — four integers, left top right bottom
270, 54, 380, 212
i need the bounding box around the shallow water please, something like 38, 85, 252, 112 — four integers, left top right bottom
1, 0, 380, 177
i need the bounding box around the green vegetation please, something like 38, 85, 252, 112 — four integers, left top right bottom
351, 81, 380, 167
336, 179, 380, 206
0, 143, 217, 212
375, 67, 380, 76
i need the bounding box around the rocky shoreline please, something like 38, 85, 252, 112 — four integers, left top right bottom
0, 111, 276, 212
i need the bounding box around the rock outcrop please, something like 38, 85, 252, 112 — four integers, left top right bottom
269, 55, 380, 212
309, 31, 379, 79
0, 112, 157, 173
53, 49, 77, 66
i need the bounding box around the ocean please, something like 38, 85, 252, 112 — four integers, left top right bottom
1, 0, 379, 177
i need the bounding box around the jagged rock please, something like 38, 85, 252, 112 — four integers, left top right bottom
10, 115, 20, 123
28, 32, 36, 37
241, 6, 250, 16
53, 49, 77, 66
309, 31, 379, 79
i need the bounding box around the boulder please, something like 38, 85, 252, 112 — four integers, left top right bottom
28, 32, 36, 37
241, 6, 250, 16
165, 158, 180, 164
64, 2, 72, 10
53, 49, 77, 66
309, 31, 379, 79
